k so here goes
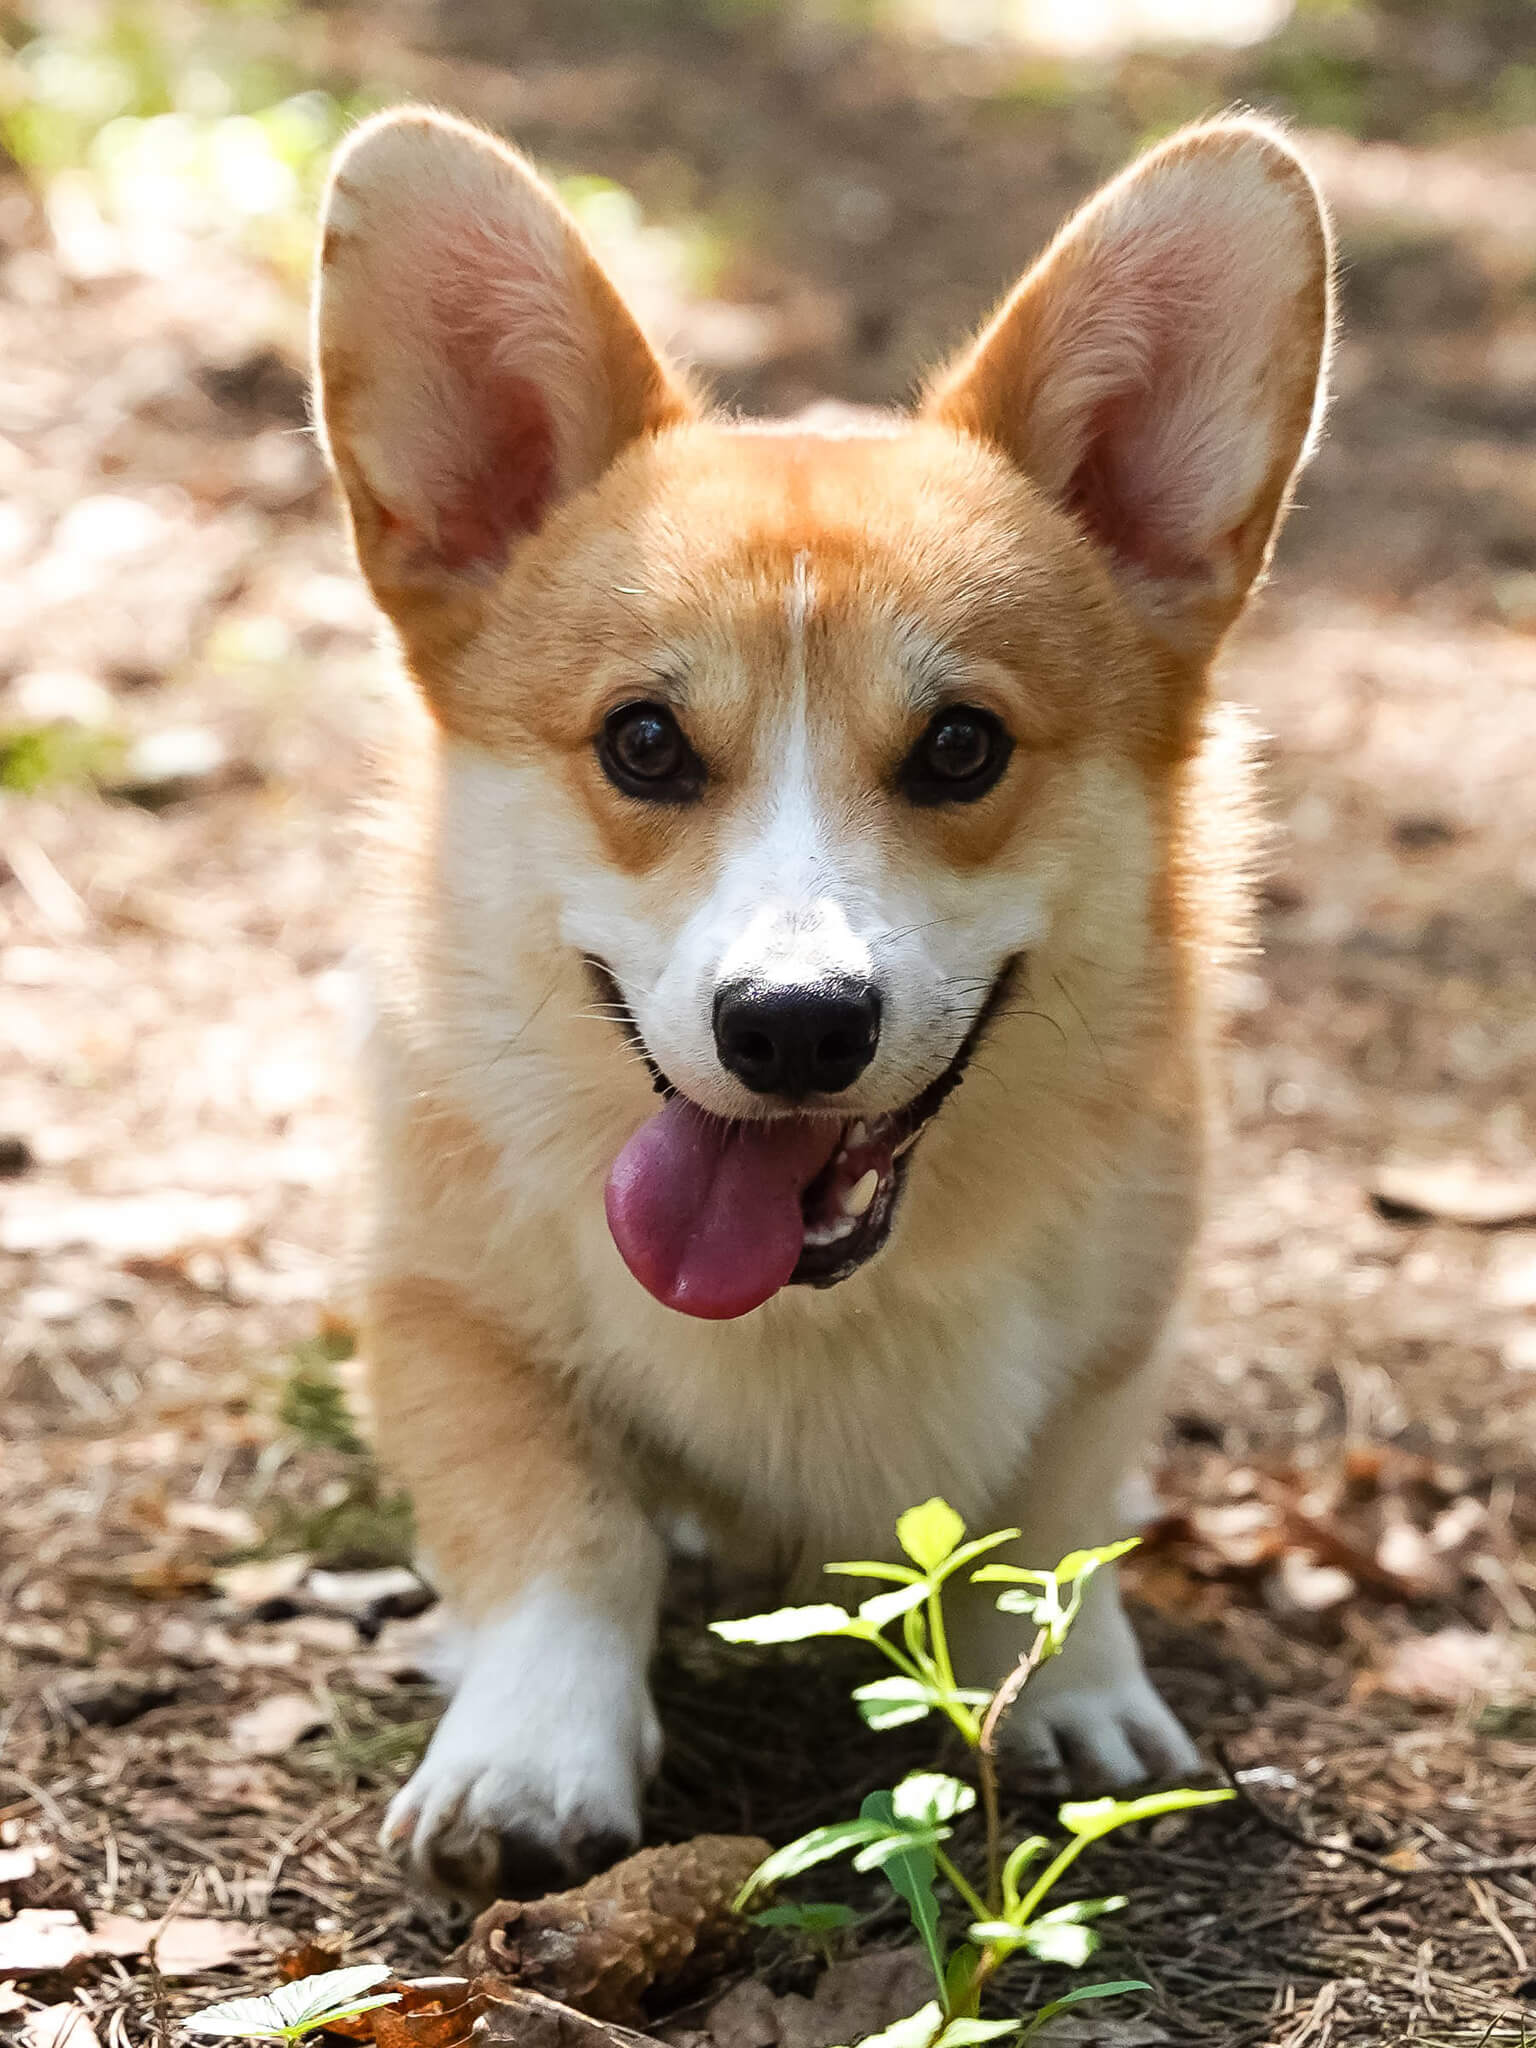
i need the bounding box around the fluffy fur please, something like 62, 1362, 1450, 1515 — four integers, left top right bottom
312, 106, 1333, 1903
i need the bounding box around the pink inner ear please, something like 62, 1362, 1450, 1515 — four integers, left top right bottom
432, 364, 558, 573
1054, 238, 1237, 586
1066, 390, 1202, 584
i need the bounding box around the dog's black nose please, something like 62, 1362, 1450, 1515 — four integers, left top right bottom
713, 979, 881, 1098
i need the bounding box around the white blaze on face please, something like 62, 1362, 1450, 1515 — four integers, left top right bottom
624, 555, 1042, 1117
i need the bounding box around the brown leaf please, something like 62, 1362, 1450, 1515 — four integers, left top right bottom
21, 2005, 103, 2048
373, 1993, 482, 2048
278, 1938, 347, 1983
702, 1953, 937, 2048
1377, 1627, 1529, 1706
1371, 1163, 1536, 1229
85, 1912, 260, 1976
454, 1836, 769, 2024
323, 1978, 475, 2042
228, 1690, 328, 1757
470, 1986, 654, 2048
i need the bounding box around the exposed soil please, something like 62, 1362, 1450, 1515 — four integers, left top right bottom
2, 7, 1534, 2045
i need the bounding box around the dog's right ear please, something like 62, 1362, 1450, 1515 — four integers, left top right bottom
313, 109, 691, 664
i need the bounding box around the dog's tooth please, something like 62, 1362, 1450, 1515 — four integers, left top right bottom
847, 1121, 869, 1150
805, 1216, 857, 1248
843, 1169, 879, 1219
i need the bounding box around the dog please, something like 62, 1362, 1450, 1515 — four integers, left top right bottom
311, 105, 1332, 1904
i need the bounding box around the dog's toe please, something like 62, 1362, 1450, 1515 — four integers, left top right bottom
1002, 1670, 1200, 1793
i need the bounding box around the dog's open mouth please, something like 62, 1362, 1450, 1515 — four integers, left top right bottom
591, 958, 1017, 1321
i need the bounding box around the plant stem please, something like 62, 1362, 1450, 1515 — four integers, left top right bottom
1013, 1833, 1092, 1926
927, 1582, 957, 1695
934, 1848, 989, 1924
975, 1630, 1044, 1913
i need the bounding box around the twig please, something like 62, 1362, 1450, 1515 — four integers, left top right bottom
975, 1626, 1046, 1911
144, 1870, 197, 2048
1215, 1743, 1536, 1881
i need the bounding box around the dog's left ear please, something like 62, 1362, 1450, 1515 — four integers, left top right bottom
313, 109, 691, 668
924, 119, 1332, 661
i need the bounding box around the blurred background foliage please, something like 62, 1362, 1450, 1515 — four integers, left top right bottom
3, 0, 1534, 301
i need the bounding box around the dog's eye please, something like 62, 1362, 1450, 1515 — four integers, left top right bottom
899, 706, 1013, 806
598, 701, 705, 803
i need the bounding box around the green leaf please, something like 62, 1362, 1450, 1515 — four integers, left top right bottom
858, 1582, 933, 1629
892, 1771, 976, 1826
185, 1969, 400, 2040
967, 1921, 1031, 1949
1053, 1539, 1139, 1580
860, 1791, 947, 1995
935, 2021, 1022, 2047
1019, 1920, 1099, 1967
826, 1560, 924, 1585
934, 1530, 1021, 1580
943, 1943, 982, 2018
1000, 1836, 1051, 1915
735, 1818, 885, 1902
710, 1603, 853, 1645
1057, 1787, 1233, 1841
852, 1827, 949, 1872
1018, 1983, 1150, 2042
853, 2001, 944, 2048
970, 1565, 1054, 1587
896, 1498, 966, 1572
1033, 1896, 1127, 1925
853, 1675, 942, 1730
752, 1901, 858, 1934
992, 1588, 1047, 1619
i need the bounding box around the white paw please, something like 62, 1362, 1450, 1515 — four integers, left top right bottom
382, 1583, 660, 1903
1001, 1663, 1200, 1790
960, 1561, 1200, 1792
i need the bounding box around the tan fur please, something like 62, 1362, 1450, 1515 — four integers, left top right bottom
313, 108, 1333, 1901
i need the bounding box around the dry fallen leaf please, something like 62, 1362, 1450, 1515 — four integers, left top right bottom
0, 1910, 93, 1977
21, 2005, 103, 2048
701, 1953, 936, 2048
0, 1846, 46, 1888
228, 1690, 328, 1757
276, 1937, 347, 1983
470, 1985, 653, 2048
1377, 1627, 1529, 1706
86, 1913, 260, 1976
216, 1554, 314, 1608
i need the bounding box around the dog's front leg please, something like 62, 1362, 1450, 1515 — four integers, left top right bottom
949, 1354, 1199, 1790
366, 1279, 663, 1903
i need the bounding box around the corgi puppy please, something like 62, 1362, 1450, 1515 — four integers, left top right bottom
312, 107, 1332, 1904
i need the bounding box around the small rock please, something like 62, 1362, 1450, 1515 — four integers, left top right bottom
51, 1670, 178, 1728
109, 727, 231, 809
228, 1690, 328, 1757
306, 1566, 434, 1625
0, 1136, 33, 1179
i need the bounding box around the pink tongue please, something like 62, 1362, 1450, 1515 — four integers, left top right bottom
605, 1097, 842, 1320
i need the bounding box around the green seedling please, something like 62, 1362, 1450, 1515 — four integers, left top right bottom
715, 1500, 1232, 2048
185, 1965, 401, 2042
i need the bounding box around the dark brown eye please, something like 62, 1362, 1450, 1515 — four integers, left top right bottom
598, 701, 705, 803
899, 706, 1013, 806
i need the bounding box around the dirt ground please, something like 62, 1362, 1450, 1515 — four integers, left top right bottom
2, 5, 1535, 2045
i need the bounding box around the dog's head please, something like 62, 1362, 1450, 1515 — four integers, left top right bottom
314, 109, 1331, 1321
